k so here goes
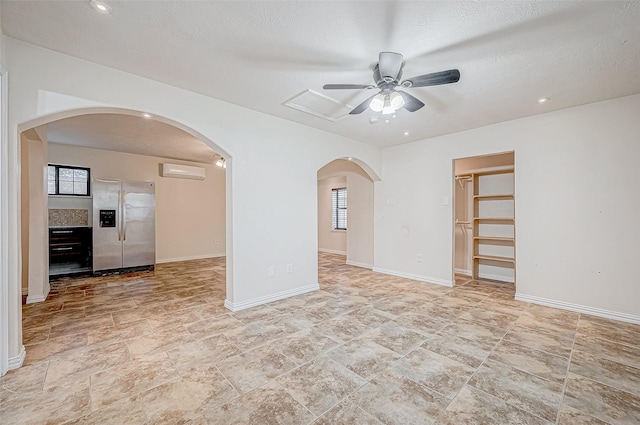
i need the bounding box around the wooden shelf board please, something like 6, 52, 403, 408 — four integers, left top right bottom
473, 237, 514, 243
473, 194, 514, 200
473, 255, 515, 263
473, 217, 514, 223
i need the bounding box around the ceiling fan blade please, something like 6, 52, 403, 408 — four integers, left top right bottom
402, 69, 460, 88
349, 93, 379, 115
378, 52, 404, 79
396, 91, 425, 112
323, 84, 372, 90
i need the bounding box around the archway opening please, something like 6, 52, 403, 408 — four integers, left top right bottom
17, 108, 231, 364
317, 158, 374, 273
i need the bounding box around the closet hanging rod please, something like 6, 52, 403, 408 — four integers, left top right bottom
455, 175, 472, 180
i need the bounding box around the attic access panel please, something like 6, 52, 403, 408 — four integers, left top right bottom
283, 89, 352, 121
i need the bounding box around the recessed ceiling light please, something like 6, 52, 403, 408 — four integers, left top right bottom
385, 119, 390, 124
142, 113, 153, 119
347, 157, 353, 161
538, 97, 550, 104
404, 132, 409, 136
90, 0, 111, 14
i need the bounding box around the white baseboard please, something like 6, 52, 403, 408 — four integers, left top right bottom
8, 345, 25, 370
478, 273, 514, 283
26, 285, 50, 304
346, 260, 372, 269
224, 283, 320, 312
318, 248, 346, 256
156, 253, 225, 264
515, 293, 640, 325
372, 267, 453, 287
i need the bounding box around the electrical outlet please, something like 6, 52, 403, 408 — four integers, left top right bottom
417, 254, 423, 263
267, 266, 275, 277
286, 264, 293, 274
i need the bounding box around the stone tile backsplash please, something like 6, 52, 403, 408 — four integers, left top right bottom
49, 209, 89, 227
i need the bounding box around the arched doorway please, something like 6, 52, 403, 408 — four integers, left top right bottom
6, 107, 234, 372
317, 158, 376, 269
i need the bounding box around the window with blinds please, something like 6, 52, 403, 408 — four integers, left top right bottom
47, 164, 91, 196
332, 187, 347, 230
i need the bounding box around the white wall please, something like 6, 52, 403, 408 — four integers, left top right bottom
317, 176, 347, 255
48, 142, 226, 262
346, 171, 374, 268
375, 94, 640, 321
25, 136, 49, 302
1, 36, 381, 365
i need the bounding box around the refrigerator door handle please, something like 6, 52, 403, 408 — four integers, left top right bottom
122, 191, 127, 241
117, 190, 122, 241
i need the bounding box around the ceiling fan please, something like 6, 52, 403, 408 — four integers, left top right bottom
323, 52, 460, 115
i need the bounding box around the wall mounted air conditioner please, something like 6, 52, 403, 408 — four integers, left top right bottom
161, 163, 206, 180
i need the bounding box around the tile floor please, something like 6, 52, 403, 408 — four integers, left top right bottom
1, 253, 639, 424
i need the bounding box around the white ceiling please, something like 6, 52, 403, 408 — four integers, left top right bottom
43, 113, 219, 164
2, 1, 640, 153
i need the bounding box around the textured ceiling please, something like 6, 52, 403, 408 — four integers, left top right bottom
2, 1, 640, 150
45, 114, 217, 164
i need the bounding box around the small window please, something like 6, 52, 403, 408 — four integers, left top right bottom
47, 164, 91, 196
332, 187, 347, 230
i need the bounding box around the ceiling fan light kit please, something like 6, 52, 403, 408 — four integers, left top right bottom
323, 52, 460, 116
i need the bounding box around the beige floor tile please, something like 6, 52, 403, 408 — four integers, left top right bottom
62, 396, 148, 425
435, 385, 552, 425
89, 351, 180, 409
44, 341, 130, 389
558, 405, 611, 425
362, 322, 428, 355
137, 368, 238, 424
276, 356, 366, 416
0, 361, 48, 403
328, 337, 401, 380
5, 254, 640, 425
563, 372, 640, 425
313, 314, 373, 343
442, 319, 508, 345
204, 381, 314, 425
23, 332, 88, 366
392, 347, 476, 399
576, 320, 640, 348
569, 350, 640, 396
312, 399, 382, 425
504, 325, 573, 358
275, 327, 341, 365
468, 358, 563, 422
573, 333, 640, 369
392, 312, 450, 336
0, 377, 91, 425
353, 368, 451, 425
490, 340, 569, 383
216, 344, 298, 394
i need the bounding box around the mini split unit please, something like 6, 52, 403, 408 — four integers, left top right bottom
161, 163, 206, 180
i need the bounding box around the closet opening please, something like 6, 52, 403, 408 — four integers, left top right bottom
453, 152, 515, 287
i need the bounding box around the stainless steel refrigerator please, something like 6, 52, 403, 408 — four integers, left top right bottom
92, 179, 156, 273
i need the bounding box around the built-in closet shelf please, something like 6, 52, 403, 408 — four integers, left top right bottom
473, 217, 515, 223
473, 194, 514, 200
473, 236, 514, 243
473, 254, 515, 263
472, 169, 516, 282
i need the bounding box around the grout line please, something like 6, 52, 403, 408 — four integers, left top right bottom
555, 313, 580, 424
